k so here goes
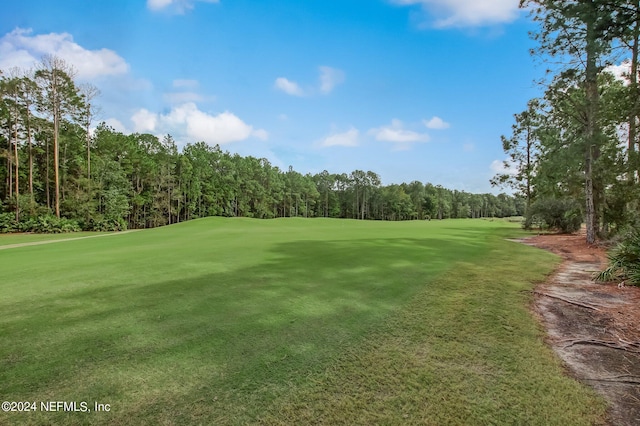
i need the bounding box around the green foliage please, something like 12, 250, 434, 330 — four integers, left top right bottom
0, 212, 19, 233
0, 213, 80, 233
18, 215, 81, 233
491, 99, 541, 206
526, 197, 582, 233
89, 216, 127, 232
595, 230, 640, 285
515, 1, 640, 242
2, 63, 525, 233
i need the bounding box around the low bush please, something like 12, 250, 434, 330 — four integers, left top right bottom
90, 217, 128, 232
525, 198, 582, 233
2, 215, 82, 234
595, 230, 640, 285
0, 213, 19, 233
23, 215, 81, 233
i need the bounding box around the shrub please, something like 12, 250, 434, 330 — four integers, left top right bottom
0, 213, 19, 233
89, 217, 128, 232
17, 215, 81, 233
526, 198, 582, 233
594, 230, 640, 285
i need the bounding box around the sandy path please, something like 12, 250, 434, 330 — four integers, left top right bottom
0, 230, 140, 251
522, 233, 640, 426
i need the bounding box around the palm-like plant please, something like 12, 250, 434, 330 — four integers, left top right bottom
594, 231, 640, 285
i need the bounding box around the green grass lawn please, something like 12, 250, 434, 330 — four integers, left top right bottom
0, 218, 606, 425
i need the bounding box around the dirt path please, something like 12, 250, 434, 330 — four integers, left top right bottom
522, 232, 640, 426
0, 230, 139, 251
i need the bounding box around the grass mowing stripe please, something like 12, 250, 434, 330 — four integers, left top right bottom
0, 218, 606, 425
259, 230, 607, 425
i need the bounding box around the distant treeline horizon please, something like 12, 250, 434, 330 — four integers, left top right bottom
0, 59, 520, 232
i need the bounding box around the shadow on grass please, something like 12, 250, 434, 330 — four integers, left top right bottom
0, 236, 483, 423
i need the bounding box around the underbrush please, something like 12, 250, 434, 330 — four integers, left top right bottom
0, 213, 80, 233
0, 213, 126, 233
525, 198, 582, 233
595, 230, 640, 286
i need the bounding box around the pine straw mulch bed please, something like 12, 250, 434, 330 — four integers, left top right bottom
522, 231, 640, 426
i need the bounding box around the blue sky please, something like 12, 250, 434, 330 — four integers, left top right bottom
1, 0, 542, 193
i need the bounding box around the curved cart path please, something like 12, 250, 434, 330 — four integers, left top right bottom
522, 233, 640, 426
0, 230, 139, 251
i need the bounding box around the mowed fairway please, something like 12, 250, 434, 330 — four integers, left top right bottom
0, 218, 605, 425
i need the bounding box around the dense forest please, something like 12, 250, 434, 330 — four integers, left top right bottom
6, 0, 640, 246
493, 1, 640, 244
0, 57, 520, 232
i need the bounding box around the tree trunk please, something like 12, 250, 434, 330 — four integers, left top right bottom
8, 141, 13, 200
46, 137, 50, 210
27, 109, 34, 210
5, 152, 10, 201
585, 149, 596, 243
13, 110, 20, 222
61, 140, 67, 203
630, 3, 639, 183
177, 178, 181, 224
325, 192, 328, 217
526, 125, 532, 213
584, 0, 599, 244
54, 106, 60, 218
87, 121, 91, 182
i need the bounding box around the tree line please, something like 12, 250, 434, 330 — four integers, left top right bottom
1, 57, 520, 232
493, 0, 640, 243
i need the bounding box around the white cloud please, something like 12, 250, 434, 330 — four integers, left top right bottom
0, 28, 129, 80
148, 0, 174, 10
490, 159, 517, 175
423, 116, 450, 129
184, 108, 254, 143
131, 109, 158, 133
130, 103, 267, 145
369, 119, 430, 145
163, 79, 214, 104
252, 129, 269, 141
319, 66, 345, 94
147, 0, 219, 13
103, 118, 128, 134
274, 77, 305, 96
275, 66, 345, 97
605, 60, 631, 85
392, 0, 521, 28
321, 128, 359, 147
